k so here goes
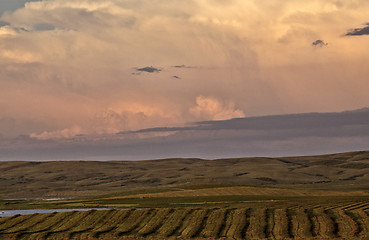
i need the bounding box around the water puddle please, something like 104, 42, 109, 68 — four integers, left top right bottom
0, 208, 110, 217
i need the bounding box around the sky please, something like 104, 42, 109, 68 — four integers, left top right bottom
1, 0, 369, 159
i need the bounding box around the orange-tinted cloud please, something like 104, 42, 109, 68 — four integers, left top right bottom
0, 0, 369, 139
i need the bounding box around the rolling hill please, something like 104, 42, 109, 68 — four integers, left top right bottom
1, 151, 369, 199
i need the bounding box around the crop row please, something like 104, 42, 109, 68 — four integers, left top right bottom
0, 206, 369, 239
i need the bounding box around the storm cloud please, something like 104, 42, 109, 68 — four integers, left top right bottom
0, 0, 369, 144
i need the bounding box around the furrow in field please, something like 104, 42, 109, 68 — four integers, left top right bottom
272, 208, 290, 239
137, 208, 174, 236
2, 212, 54, 234
225, 208, 248, 239
218, 208, 235, 238
324, 201, 356, 210
16, 212, 75, 240
0, 214, 34, 232
345, 202, 369, 211
178, 209, 209, 238
68, 210, 112, 239
290, 208, 313, 239
264, 208, 274, 239
92, 210, 132, 239
199, 208, 226, 239
354, 209, 369, 237
312, 208, 336, 239
343, 210, 362, 237
115, 209, 153, 236
124, 209, 159, 236
245, 208, 267, 239
341, 202, 365, 210
43, 210, 93, 239
330, 209, 356, 238
156, 208, 193, 237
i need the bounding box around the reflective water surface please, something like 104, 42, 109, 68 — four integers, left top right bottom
0, 208, 110, 217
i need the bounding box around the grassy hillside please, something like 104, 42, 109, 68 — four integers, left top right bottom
1, 151, 369, 199
1, 151, 369, 239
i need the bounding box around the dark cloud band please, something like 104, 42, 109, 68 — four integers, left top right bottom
136, 66, 161, 73
345, 23, 369, 36
312, 39, 328, 47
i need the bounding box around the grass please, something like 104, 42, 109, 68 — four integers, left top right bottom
1, 150, 369, 199
2, 206, 369, 239
1, 150, 369, 238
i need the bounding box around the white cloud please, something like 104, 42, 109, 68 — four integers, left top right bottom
1, 0, 369, 139
30, 126, 83, 140
190, 96, 245, 121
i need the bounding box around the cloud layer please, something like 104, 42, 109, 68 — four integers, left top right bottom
1, 0, 369, 140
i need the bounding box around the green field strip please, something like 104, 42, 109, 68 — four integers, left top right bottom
199, 208, 226, 238
225, 208, 248, 239
115, 208, 153, 236
136, 208, 174, 236
312, 208, 336, 239
0, 214, 33, 232
156, 208, 193, 237
245, 208, 267, 239
91, 210, 132, 239
217, 208, 235, 238
1, 212, 54, 234
272, 208, 290, 239
290, 208, 313, 239
178, 209, 209, 238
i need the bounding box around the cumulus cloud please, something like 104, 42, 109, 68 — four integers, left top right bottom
30, 126, 83, 140
190, 96, 245, 121
312, 39, 328, 47
345, 23, 369, 36
1, 0, 369, 140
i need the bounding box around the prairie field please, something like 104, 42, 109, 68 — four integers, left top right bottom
1, 204, 369, 239
1, 151, 369, 239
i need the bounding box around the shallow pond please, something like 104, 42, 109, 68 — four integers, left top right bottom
0, 208, 111, 217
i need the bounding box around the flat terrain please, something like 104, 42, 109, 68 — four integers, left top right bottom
1, 151, 369, 199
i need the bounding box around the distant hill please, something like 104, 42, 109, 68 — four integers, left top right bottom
1, 108, 369, 160
1, 150, 369, 199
